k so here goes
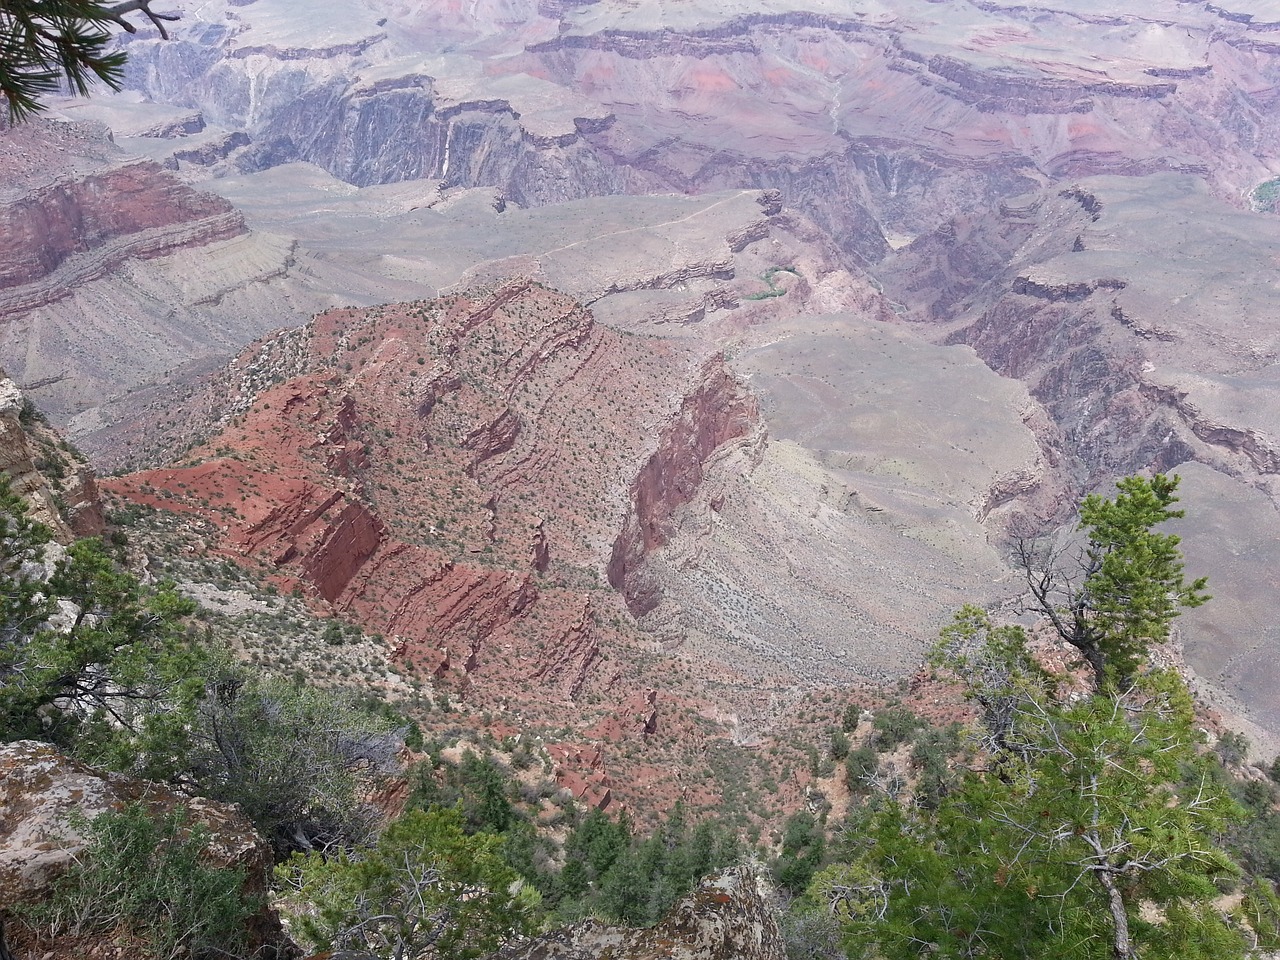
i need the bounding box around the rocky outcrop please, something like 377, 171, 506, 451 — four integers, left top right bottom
0, 161, 246, 318
1011, 274, 1126, 303
531, 596, 599, 700
0, 740, 286, 954
916, 54, 1176, 115
170, 130, 251, 166
546, 743, 613, 810
1138, 379, 1280, 475
138, 112, 207, 138
491, 865, 785, 960
0, 375, 101, 539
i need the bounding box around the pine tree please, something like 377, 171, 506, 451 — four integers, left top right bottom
1020, 473, 1208, 690
802, 477, 1253, 959
279, 806, 535, 960
1, 0, 178, 121
827, 669, 1244, 960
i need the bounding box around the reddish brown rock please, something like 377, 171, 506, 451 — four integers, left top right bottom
104, 283, 757, 762
0, 158, 245, 318
608, 358, 758, 615
546, 743, 613, 810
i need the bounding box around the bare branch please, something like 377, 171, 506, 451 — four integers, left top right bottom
104, 0, 181, 40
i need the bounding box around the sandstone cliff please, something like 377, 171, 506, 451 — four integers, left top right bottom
608, 359, 759, 616
0, 118, 339, 426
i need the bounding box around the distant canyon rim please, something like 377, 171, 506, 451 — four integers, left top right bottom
4, 0, 1280, 753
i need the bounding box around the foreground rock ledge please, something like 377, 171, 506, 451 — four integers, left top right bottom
491, 865, 786, 960
0, 739, 287, 955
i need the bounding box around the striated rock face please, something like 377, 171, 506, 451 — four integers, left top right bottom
30, 0, 1280, 763
234, 84, 625, 208
880, 174, 1280, 494
0, 118, 328, 426
100, 0, 1280, 265
492, 865, 785, 960
0, 740, 286, 954
0, 157, 245, 318
0, 373, 102, 539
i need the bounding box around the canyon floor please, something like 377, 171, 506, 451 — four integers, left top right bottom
5, 0, 1280, 805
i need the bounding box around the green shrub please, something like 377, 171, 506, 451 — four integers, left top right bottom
188, 664, 400, 856
278, 806, 535, 960
1241, 878, 1280, 948
1216, 730, 1250, 766
845, 745, 878, 791
871, 707, 922, 751
841, 703, 861, 733
773, 810, 825, 895
830, 730, 851, 762
25, 803, 256, 960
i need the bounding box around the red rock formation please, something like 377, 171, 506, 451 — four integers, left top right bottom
547, 742, 613, 810
105, 284, 754, 741
608, 357, 759, 614
530, 596, 599, 700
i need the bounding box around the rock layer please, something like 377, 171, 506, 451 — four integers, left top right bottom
608, 359, 759, 615
0, 158, 245, 318
0, 374, 101, 539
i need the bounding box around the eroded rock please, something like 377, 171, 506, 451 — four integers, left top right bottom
0, 374, 102, 539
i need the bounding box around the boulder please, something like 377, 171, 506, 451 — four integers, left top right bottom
0, 740, 289, 955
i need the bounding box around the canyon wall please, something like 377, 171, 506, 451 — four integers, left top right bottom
608, 359, 759, 615
100, 0, 1280, 268
104, 284, 748, 723
0, 161, 245, 319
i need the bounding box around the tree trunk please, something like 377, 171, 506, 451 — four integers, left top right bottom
1076, 640, 1108, 693
1097, 869, 1134, 960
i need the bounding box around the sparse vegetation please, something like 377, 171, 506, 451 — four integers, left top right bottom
744, 265, 800, 300
22, 804, 257, 960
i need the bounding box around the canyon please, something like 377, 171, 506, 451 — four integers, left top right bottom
4, 0, 1280, 801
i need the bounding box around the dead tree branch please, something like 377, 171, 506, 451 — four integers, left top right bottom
104, 0, 181, 40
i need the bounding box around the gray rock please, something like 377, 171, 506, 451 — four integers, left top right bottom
491, 865, 785, 960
